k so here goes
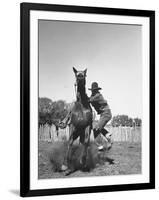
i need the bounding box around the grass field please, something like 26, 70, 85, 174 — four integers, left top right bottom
38, 140, 141, 179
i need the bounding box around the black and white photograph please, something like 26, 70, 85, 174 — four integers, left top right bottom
38, 20, 143, 178
20, 3, 155, 197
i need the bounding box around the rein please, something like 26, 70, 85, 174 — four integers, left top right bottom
74, 82, 77, 100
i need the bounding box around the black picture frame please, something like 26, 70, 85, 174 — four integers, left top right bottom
20, 2, 155, 197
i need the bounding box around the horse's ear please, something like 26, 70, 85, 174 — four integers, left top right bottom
73, 67, 77, 74
84, 68, 87, 76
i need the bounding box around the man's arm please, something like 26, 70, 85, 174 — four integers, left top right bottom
89, 93, 103, 102
58, 110, 72, 129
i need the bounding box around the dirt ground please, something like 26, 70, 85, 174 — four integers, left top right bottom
38, 140, 141, 179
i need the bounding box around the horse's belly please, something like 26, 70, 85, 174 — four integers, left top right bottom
71, 111, 92, 127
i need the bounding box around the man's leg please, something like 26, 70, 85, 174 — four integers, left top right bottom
95, 110, 112, 150
100, 129, 113, 150
93, 128, 100, 138
100, 128, 112, 142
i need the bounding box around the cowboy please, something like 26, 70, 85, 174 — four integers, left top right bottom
59, 82, 112, 150
88, 82, 112, 150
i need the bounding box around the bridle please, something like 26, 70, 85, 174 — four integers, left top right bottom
74, 82, 77, 99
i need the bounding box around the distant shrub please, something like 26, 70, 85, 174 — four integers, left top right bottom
111, 115, 142, 127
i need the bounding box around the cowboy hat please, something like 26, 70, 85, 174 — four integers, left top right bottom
88, 82, 102, 91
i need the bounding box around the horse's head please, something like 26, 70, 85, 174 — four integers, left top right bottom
73, 67, 87, 87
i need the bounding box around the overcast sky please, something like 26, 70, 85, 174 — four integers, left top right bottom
39, 20, 142, 118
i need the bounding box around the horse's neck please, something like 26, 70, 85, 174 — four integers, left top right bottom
77, 85, 88, 107
77, 85, 86, 98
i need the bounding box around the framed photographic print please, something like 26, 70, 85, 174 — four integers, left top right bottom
20, 2, 155, 197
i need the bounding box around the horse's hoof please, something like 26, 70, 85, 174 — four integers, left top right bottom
61, 164, 68, 171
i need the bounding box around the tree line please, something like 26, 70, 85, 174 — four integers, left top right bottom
111, 115, 142, 127
39, 97, 70, 127
39, 97, 142, 127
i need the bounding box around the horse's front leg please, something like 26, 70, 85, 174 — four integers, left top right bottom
82, 125, 91, 168
67, 126, 74, 164
62, 124, 75, 175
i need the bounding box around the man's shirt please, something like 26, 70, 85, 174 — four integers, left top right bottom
89, 92, 110, 114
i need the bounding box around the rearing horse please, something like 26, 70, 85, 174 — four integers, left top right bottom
65, 67, 93, 173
